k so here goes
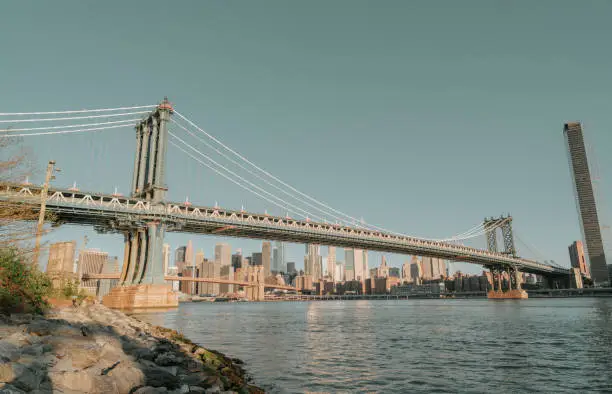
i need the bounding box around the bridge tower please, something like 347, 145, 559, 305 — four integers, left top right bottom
104, 98, 179, 309
484, 215, 527, 299
483, 215, 516, 257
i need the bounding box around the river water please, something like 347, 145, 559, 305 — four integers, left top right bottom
132, 299, 612, 393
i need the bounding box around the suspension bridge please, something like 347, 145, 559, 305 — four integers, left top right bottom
0, 98, 571, 307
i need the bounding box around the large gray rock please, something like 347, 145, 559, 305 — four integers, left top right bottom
25, 320, 52, 337
104, 363, 145, 394
0, 383, 26, 394
0, 342, 20, 362
48, 371, 99, 392
155, 352, 183, 366
138, 361, 181, 389
1, 363, 44, 391
133, 386, 169, 394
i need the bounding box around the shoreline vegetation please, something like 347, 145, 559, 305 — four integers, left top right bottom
0, 301, 265, 393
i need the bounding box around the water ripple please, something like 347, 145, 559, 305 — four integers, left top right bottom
132, 298, 612, 393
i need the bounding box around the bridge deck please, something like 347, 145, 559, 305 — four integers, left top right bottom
1, 183, 569, 276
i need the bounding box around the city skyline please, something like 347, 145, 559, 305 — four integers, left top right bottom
2, 1, 612, 278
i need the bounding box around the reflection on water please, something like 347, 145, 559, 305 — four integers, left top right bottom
132, 298, 612, 393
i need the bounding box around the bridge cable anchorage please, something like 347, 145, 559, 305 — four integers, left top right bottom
0, 118, 140, 133
171, 118, 383, 228
168, 132, 326, 221
0, 105, 156, 116
0, 111, 151, 124
174, 111, 427, 237
0, 124, 135, 138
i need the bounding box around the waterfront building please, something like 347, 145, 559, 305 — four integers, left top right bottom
272, 241, 286, 274
97, 256, 120, 299
376, 256, 390, 278
294, 274, 313, 291
200, 259, 221, 295
46, 241, 77, 290
335, 261, 345, 282
174, 246, 186, 268
421, 256, 433, 280
232, 251, 243, 270
401, 260, 412, 283
345, 266, 355, 281
77, 249, 108, 296
219, 265, 235, 294
568, 240, 590, 278
346, 248, 366, 281
251, 252, 262, 267
162, 243, 170, 275
305, 244, 322, 281
362, 250, 369, 280
564, 122, 609, 285
326, 246, 336, 281
262, 241, 271, 278
570, 268, 584, 289
166, 266, 180, 291
410, 257, 423, 285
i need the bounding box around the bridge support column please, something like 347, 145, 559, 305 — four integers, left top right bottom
103, 222, 177, 309
487, 266, 528, 300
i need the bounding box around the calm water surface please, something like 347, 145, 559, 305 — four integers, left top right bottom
132, 299, 612, 393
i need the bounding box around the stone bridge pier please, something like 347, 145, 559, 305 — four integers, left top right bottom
488, 266, 528, 299
244, 266, 265, 301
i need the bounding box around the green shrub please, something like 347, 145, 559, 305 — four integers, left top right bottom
0, 248, 52, 314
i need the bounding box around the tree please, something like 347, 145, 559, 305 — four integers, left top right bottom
0, 247, 51, 314
0, 136, 55, 255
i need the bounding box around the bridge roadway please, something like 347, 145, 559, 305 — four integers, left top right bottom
1, 182, 569, 277
81, 273, 297, 291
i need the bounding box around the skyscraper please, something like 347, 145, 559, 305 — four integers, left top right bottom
262, 241, 271, 278
568, 240, 590, 278
286, 262, 296, 274
162, 244, 170, 275
305, 244, 322, 281
46, 241, 77, 290
77, 249, 108, 296
272, 241, 286, 274
564, 122, 609, 285
215, 243, 232, 293
326, 246, 336, 281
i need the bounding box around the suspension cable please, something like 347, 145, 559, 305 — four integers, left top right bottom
0, 111, 149, 123
0, 118, 139, 133
0, 105, 156, 116
1, 124, 134, 137
174, 111, 412, 235
169, 131, 327, 222
168, 138, 304, 218
171, 118, 370, 227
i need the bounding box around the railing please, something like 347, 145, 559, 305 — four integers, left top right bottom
1, 182, 569, 275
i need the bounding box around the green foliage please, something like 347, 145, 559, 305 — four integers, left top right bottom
0, 247, 51, 314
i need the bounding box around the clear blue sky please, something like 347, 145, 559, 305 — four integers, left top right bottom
1, 1, 611, 273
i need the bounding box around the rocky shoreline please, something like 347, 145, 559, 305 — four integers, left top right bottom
0, 304, 264, 393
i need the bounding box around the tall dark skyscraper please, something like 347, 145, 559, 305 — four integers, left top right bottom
564, 122, 609, 285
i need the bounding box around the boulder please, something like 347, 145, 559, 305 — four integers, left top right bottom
49, 371, 98, 393
104, 363, 145, 394
1, 363, 44, 391
0, 342, 20, 362
133, 386, 169, 394
25, 320, 52, 337
0, 383, 26, 393
155, 352, 183, 367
